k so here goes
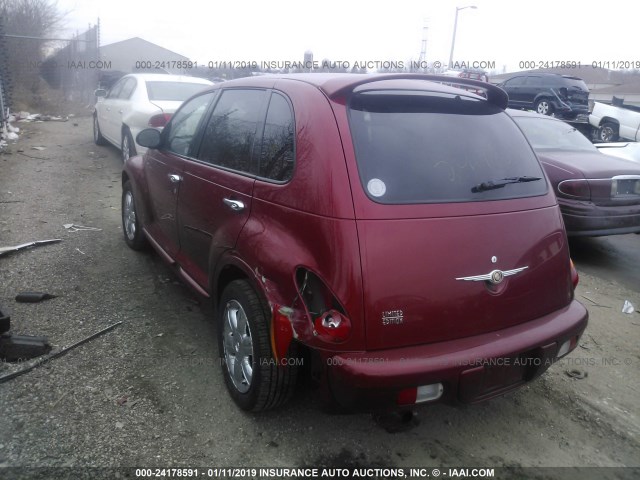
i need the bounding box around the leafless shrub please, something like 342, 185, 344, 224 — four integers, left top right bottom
0, 0, 65, 107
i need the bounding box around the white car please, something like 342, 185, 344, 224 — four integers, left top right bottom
595, 142, 640, 164
93, 73, 213, 161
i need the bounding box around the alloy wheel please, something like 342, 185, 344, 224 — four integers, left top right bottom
222, 300, 254, 393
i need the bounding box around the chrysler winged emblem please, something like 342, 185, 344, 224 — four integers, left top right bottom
456, 266, 528, 285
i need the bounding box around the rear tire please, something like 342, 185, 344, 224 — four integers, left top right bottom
217, 280, 297, 411
599, 122, 619, 142
122, 180, 147, 250
535, 99, 554, 116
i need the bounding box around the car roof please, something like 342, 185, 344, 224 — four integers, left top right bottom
506, 73, 584, 81
213, 73, 509, 108
122, 73, 213, 84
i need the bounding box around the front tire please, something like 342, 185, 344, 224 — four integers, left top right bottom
217, 280, 296, 411
535, 99, 554, 116
599, 122, 619, 142
121, 129, 136, 163
122, 180, 147, 250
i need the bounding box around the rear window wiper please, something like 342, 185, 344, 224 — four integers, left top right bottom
471, 176, 542, 193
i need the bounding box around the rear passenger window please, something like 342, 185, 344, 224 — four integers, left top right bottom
198, 89, 267, 174
259, 93, 294, 181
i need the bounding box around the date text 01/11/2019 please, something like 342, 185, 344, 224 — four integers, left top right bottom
133, 467, 497, 478
518, 60, 640, 70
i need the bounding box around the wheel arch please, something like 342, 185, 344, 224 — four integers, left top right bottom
122, 158, 152, 226
599, 116, 620, 128
212, 256, 279, 315
533, 94, 556, 107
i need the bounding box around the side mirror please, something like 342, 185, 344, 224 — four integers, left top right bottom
136, 128, 162, 149
94, 89, 107, 98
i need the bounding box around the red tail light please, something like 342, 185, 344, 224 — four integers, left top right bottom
148, 113, 172, 128
570, 259, 579, 289
296, 268, 351, 344
558, 179, 591, 200
313, 310, 351, 343
397, 388, 418, 406
397, 384, 444, 405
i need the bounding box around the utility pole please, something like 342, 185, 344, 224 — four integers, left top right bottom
448, 5, 477, 69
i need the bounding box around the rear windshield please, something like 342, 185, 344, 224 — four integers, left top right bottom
514, 117, 598, 153
145, 81, 209, 101
560, 78, 588, 91
348, 90, 547, 204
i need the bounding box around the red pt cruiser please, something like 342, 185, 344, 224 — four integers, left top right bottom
122, 73, 588, 411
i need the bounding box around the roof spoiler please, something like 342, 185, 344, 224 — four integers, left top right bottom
324, 74, 508, 110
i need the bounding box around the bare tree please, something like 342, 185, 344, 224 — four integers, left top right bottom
0, 0, 64, 105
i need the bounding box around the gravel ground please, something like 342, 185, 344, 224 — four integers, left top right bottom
1, 116, 639, 480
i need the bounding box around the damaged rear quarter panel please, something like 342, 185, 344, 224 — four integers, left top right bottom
235, 202, 365, 351
229, 79, 365, 350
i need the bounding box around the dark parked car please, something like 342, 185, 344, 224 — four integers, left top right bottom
510, 109, 640, 236
122, 74, 587, 412
499, 73, 589, 119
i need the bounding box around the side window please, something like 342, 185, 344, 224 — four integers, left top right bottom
505, 76, 525, 87
118, 78, 136, 99
197, 89, 267, 174
166, 92, 215, 156
107, 78, 125, 99
259, 93, 294, 181
525, 76, 542, 86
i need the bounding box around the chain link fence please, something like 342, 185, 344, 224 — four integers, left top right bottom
0, 19, 13, 132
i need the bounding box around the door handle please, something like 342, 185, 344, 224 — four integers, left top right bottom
168, 174, 182, 183
223, 198, 245, 211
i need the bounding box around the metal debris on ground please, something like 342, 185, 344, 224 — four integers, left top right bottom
0, 321, 123, 384
565, 369, 588, 379
0, 303, 52, 361
0, 305, 10, 334
0, 239, 62, 258
0, 334, 52, 362
63, 223, 102, 232
15, 292, 57, 303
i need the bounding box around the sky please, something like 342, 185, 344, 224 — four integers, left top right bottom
54, 0, 640, 74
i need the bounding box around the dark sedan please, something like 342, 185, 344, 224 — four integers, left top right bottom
510, 109, 640, 237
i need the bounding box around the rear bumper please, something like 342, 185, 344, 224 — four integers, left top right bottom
560, 200, 640, 237
324, 300, 588, 410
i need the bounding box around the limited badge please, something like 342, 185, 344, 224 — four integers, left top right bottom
382, 310, 403, 326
